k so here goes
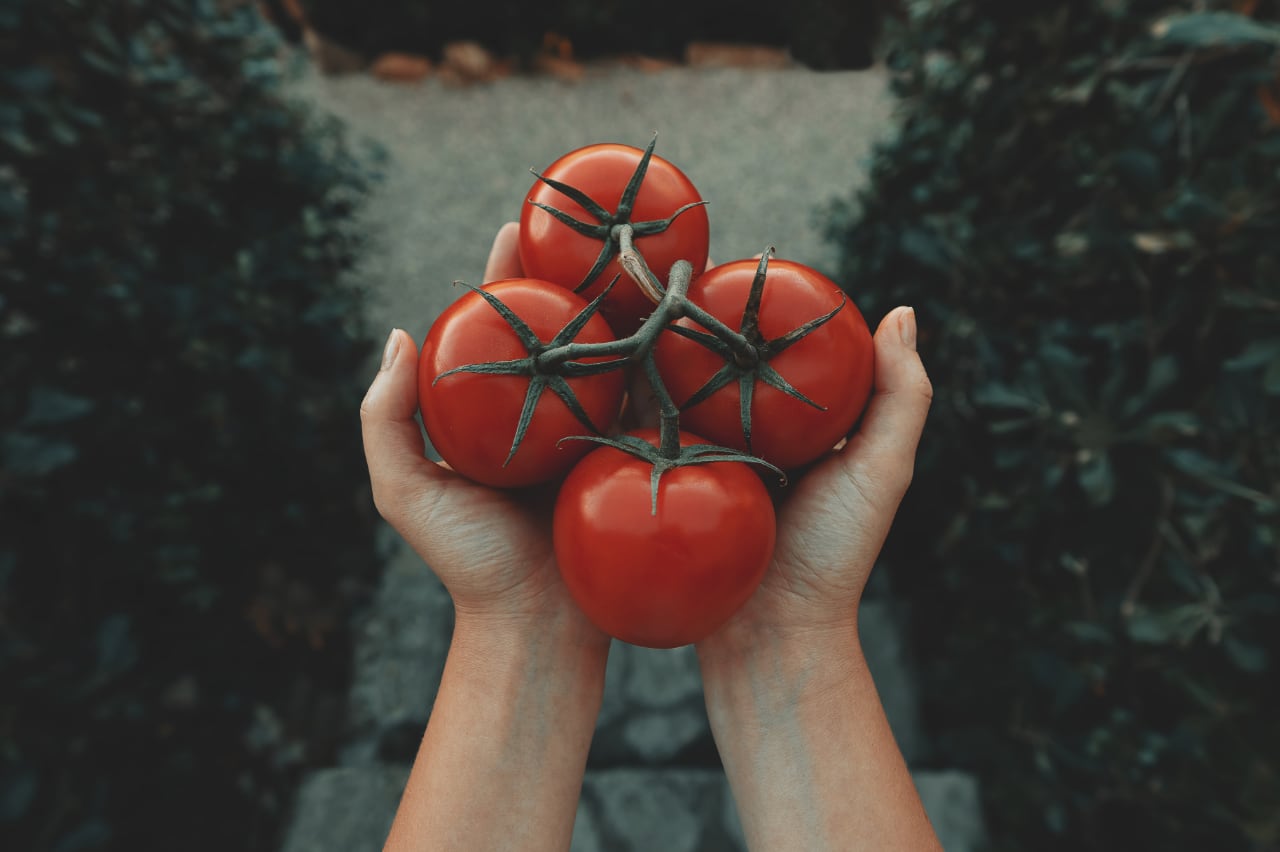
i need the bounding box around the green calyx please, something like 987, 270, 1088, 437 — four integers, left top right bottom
529, 134, 709, 295
561, 433, 785, 515
671, 249, 847, 454
433, 279, 626, 467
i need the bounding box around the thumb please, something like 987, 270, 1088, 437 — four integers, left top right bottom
841, 306, 934, 506
360, 329, 448, 527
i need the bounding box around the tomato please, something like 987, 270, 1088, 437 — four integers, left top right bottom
653, 259, 875, 470
553, 429, 776, 648
419, 279, 625, 488
519, 142, 710, 336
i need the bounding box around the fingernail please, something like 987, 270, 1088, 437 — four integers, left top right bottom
381, 329, 401, 371
899, 307, 917, 350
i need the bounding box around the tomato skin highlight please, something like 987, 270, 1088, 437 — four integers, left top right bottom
553, 429, 776, 648
654, 259, 875, 470
418, 279, 624, 488
519, 143, 710, 336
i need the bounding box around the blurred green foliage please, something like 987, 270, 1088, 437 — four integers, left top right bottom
1, 0, 380, 849
295, 0, 887, 69
830, 0, 1280, 849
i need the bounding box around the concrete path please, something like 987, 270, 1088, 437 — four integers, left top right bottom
284, 61, 986, 851
291, 63, 894, 347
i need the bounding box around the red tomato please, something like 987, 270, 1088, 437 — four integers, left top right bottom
519, 143, 710, 336
653, 259, 875, 470
419, 279, 624, 488
553, 429, 776, 648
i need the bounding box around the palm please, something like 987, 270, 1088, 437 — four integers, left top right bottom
704, 303, 930, 640
714, 441, 886, 635
405, 470, 567, 617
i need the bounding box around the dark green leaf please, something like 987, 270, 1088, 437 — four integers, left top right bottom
2, 431, 78, 475
1223, 635, 1268, 673
95, 614, 138, 681
972, 382, 1041, 411
1077, 452, 1115, 505
1139, 410, 1198, 437
23, 386, 94, 426
1152, 12, 1280, 48
899, 227, 949, 269
1126, 610, 1176, 644
1265, 359, 1280, 396
1065, 621, 1114, 645
5, 67, 54, 93
1224, 338, 1280, 371
1112, 150, 1162, 192
0, 766, 37, 820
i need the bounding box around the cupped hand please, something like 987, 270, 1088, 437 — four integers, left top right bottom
359, 223, 606, 639
702, 305, 934, 646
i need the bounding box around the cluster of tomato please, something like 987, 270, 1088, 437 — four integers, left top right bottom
417, 139, 875, 648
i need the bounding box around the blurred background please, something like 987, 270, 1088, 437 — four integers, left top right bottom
2, 1, 1277, 850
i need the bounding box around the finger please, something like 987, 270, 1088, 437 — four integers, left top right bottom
360, 329, 447, 524
483, 221, 523, 283
841, 306, 933, 500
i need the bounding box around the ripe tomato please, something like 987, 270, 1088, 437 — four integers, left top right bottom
653, 259, 875, 470
553, 429, 776, 648
419, 279, 625, 488
519, 142, 710, 336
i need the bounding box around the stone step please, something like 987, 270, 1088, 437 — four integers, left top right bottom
341, 535, 922, 768
282, 765, 986, 852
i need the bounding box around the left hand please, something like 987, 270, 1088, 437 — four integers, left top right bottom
359, 223, 608, 642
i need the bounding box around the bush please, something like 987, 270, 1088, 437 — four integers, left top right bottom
1, 1, 379, 849
297, 0, 886, 69
829, 1, 1280, 849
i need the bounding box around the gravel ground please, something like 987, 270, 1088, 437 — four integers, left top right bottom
289, 63, 894, 350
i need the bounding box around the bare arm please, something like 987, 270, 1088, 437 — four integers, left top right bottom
362, 225, 610, 851
385, 612, 607, 851
700, 625, 938, 851
697, 306, 941, 851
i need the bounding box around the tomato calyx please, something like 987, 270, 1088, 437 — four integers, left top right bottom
667, 249, 848, 454
561, 432, 785, 515
433, 279, 627, 467
528, 134, 710, 299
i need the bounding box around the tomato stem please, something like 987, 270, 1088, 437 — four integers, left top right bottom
536, 258, 694, 372
681, 301, 758, 366
643, 351, 682, 460
527, 135, 708, 300
613, 223, 667, 306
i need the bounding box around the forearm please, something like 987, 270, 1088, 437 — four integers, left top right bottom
698, 622, 941, 852
384, 611, 609, 852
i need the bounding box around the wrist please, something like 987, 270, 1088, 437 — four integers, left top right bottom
697, 618, 866, 723
451, 605, 611, 687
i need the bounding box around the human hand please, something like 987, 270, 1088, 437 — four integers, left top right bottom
359, 222, 607, 644
699, 305, 933, 650
689, 306, 939, 852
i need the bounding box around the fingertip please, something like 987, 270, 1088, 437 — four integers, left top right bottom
872, 307, 929, 387
362, 328, 421, 423
380, 327, 405, 372
361, 329, 439, 520
840, 307, 932, 491
484, 222, 523, 283
898, 306, 917, 350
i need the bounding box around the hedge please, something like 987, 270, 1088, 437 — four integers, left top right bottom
2, 1, 380, 848
829, 1, 1280, 849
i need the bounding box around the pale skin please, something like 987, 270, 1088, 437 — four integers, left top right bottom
360, 222, 940, 851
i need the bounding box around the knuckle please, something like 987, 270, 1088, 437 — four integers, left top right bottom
896, 461, 916, 497
369, 475, 410, 528
916, 371, 935, 404
369, 480, 396, 524
359, 390, 378, 421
